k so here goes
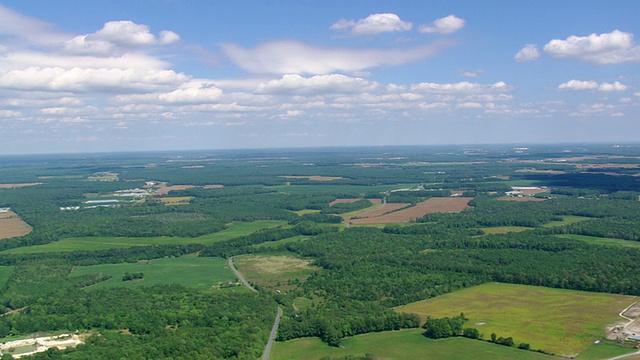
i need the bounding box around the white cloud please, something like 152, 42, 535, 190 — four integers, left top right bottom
557, 80, 628, 92
514, 44, 540, 62
330, 13, 412, 35
112, 81, 223, 104
410, 81, 512, 93
419, 15, 465, 34
543, 29, 640, 64
0, 67, 188, 92
0, 109, 22, 118
222, 40, 450, 74
256, 74, 378, 95
460, 70, 483, 77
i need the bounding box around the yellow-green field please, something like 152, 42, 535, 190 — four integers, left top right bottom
543, 215, 592, 227
1, 220, 286, 254
233, 253, 319, 291
481, 226, 533, 234
554, 234, 640, 248
395, 283, 637, 357
157, 196, 194, 205
272, 329, 558, 360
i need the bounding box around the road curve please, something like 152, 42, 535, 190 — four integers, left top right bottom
261, 307, 283, 360
227, 256, 257, 292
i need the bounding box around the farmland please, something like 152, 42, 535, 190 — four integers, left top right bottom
0, 211, 32, 240
0, 145, 640, 358
395, 282, 638, 357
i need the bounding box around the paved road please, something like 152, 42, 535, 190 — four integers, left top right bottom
227, 256, 257, 292
261, 307, 283, 360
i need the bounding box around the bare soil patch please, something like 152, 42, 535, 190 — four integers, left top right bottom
203, 184, 224, 189
350, 197, 472, 224
329, 198, 363, 206
0, 183, 42, 189
0, 333, 86, 358
0, 211, 32, 239
154, 184, 196, 196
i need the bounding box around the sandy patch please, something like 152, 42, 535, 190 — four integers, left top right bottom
0, 334, 86, 358
203, 184, 224, 189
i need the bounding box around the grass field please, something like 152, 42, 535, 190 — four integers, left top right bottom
271, 329, 558, 360
395, 283, 638, 357
157, 196, 193, 205
554, 234, 640, 248
251, 235, 309, 250
481, 226, 534, 234
233, 252, 318, 291
1, 220, 286, 254
543, 215, 592, 228
70, 254, 237, 291
575, 341, 639, 360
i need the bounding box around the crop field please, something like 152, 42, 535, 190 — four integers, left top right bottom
0, 183, 42, 189
70, 255, 237, 291
395, 282, 638, 357
350, 197, 472, 224
481, 226, 533, 234
271, 329, 557, 360
157, 196, 193, 205
0, 211, 32, 239
233, 253, 319, 291
1, 220, 286, 254
554, 234, 640, 249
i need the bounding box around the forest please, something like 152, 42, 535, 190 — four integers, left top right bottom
0, 144, 640, 358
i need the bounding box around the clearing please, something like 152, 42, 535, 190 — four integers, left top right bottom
349, 197, 472, 224
157, 196, 193, 205
0, 183, 42, 189
395, 282, 638, 357
0, 211, 32, 240
0, 333, 87, 359
232, 253, 319, 291
282, 175, 344, 181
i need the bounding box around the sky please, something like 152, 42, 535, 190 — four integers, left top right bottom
0, 1, 639, 154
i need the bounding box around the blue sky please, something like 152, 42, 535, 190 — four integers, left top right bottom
0, 1, 639, 154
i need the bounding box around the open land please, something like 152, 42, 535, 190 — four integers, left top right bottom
282, 175, 344, 181
70, 255, 237, 291
233, 253, 318, 291
0, 220, 286, 254
157, 196, 194, 205
349, 197, 472, 224
0, 211, 32, 240
0, 334, 87, 358
395, 282, 638, 357
271, 329, 557, 360
0, 183, 42, 189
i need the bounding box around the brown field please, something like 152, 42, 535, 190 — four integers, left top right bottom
498, 197, 546, 202
350, 197, 472, 224
282, 175, 344, 181
0, 211, 32, 239
516, 169, 566, 175
157, 197, 193, 206
0, 183, 42, 189
329, 198, 362, 206
511, 187, 550, 195
154, 185, 196, 195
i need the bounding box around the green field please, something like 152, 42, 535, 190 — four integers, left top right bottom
271, 329, 557, 360
1, 220, 286, 254
481, 226, 533, 234
554, 234, 640, 248
233, 252, 319, 291
575, 341, 639, 360
395, 283, 637, 357
70, 254, 238, 291
543, 215, 592, 227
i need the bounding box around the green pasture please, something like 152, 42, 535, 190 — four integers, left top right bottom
251, 235, 309, 250
481, 226, 533, 234
554, 234, 640, 248
0, 266, 14, 288
70, 254, 236, 291
575, 340, 638, 360
1, 220, 286, 254
543, 215, 592, 227
272, 329, 557, 360
395, 282, 637, 357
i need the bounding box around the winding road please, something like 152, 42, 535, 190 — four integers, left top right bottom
228, 256, 282, 360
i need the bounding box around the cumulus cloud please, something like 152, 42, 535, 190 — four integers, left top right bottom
558, 80, 628, 92
543, 29, 640, 64
410, 81, 511, 93
0, 67, 188, 92
62, 21, 180, 55
256, 74, 378, 95
222, 40, 450, 74
419, 15, 465, 34
330, 13, 412, 35
111, 81, 223, 104
514, 44, 540, 62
